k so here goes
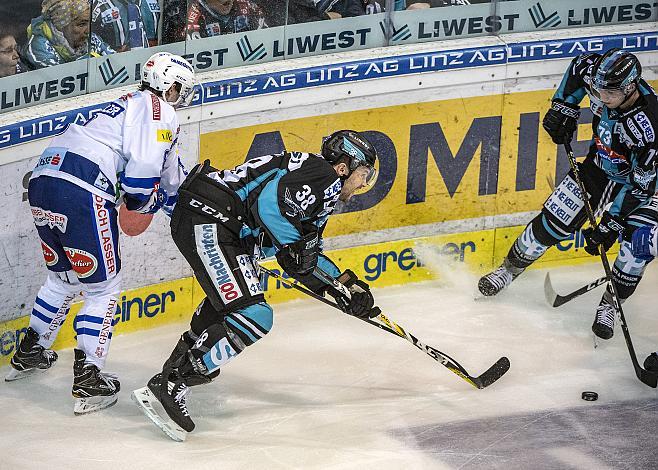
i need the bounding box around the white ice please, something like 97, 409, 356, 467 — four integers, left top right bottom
2, 261, 658, 470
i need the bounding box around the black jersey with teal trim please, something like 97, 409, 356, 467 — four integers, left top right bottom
553, 53, 658, 217
208, 152, 342, 248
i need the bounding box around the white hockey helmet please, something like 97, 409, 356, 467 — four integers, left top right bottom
142, 52, 197, 108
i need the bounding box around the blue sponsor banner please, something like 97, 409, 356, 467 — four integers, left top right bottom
1, 31, 657, 151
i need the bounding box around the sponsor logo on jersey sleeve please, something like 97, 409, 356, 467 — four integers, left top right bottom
156, 129, 173, 143
151, 94, 161, 121
626, 118, 643, 142
635, 112, 655, 142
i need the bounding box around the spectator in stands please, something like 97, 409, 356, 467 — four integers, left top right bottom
406, 0, 487, 7
24, 0, 114, 69
315, 0, 365, 18
0, 32, 26, 78
254, 0, 329, 26
165, 0, 266, 42
91, 0, 161, 52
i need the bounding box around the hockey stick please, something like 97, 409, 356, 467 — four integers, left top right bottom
544, 272, 607, 307
564, 142, 657, 388
259, 265, 510, 389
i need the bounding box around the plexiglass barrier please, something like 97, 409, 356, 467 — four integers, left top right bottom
0, 0, 655, 114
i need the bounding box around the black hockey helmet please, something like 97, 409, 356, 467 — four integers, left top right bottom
592, 48, 641, 96
321, 130, 378, 184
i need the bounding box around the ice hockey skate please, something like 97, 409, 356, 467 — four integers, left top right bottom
132, 372, 193, 442
592, 296, 616, 340
72, 349, 120, 415
478, 258, 525, 297
5, 327, 58, 382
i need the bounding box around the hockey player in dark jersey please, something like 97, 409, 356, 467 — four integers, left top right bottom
132, 130, 379, 441
478, 49, 658, 341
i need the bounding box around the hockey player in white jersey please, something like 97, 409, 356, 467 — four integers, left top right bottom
6, 52, 197, 415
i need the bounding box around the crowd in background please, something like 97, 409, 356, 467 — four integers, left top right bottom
0, 0, 495, 79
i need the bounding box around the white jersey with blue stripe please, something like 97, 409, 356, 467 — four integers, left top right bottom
33, 90, 185, 207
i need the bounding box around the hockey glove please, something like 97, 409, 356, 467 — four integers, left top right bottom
124, 186, 168, 214
542, 101, 580, 145
276, 231, 320, 276
330, 270, 377, 319
631, 226, 657, 261
582, 212, 624, 256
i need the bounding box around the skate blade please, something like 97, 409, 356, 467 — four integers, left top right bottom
73, 394, 118, 415
131, 387, 187, 442
5, 367, 43, 382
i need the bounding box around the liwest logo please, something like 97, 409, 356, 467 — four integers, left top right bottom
380, 21, 412, 42
99, 58, 130, 86
528, 2, 561, 28
237, 36, 267, 62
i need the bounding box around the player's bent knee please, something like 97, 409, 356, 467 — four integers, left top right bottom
238, 302, 274, 335
224, 302, 274, 347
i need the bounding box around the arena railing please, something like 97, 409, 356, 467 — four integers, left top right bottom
0, 0, 655, 114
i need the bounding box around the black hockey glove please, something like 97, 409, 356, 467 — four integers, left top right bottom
276, 231, 320, 276
542, 101, 580, 145
582, 212, 624, 256
330, 270, 377, 319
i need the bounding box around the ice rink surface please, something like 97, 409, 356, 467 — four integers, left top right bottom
2, 260, 658, 470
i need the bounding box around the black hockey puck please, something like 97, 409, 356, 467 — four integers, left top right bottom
581, 391, 598, 401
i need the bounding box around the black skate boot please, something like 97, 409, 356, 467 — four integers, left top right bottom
72, 349, 120, 415
643, 352, 658, 373
592, 295, 616, 340
132, 336, 210, 441
478, 258, 525, 296
6, 327, 58, 381
156, 369, 195, 432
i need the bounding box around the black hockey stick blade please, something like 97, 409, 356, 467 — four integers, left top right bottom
638, 367, 658, 388
544, 272, 607, 308
469, 356, 511, 389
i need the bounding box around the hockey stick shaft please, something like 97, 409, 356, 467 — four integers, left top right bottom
564, 142, 656, 387
309, 266, 510, 389
544, 272, 607, 307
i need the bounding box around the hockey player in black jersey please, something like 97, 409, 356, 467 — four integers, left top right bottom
132, 130, 379, 441
478, 49, 658, 341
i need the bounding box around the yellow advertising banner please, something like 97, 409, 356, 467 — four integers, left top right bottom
201, 89, 565, 238
0, 224, 608, 366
